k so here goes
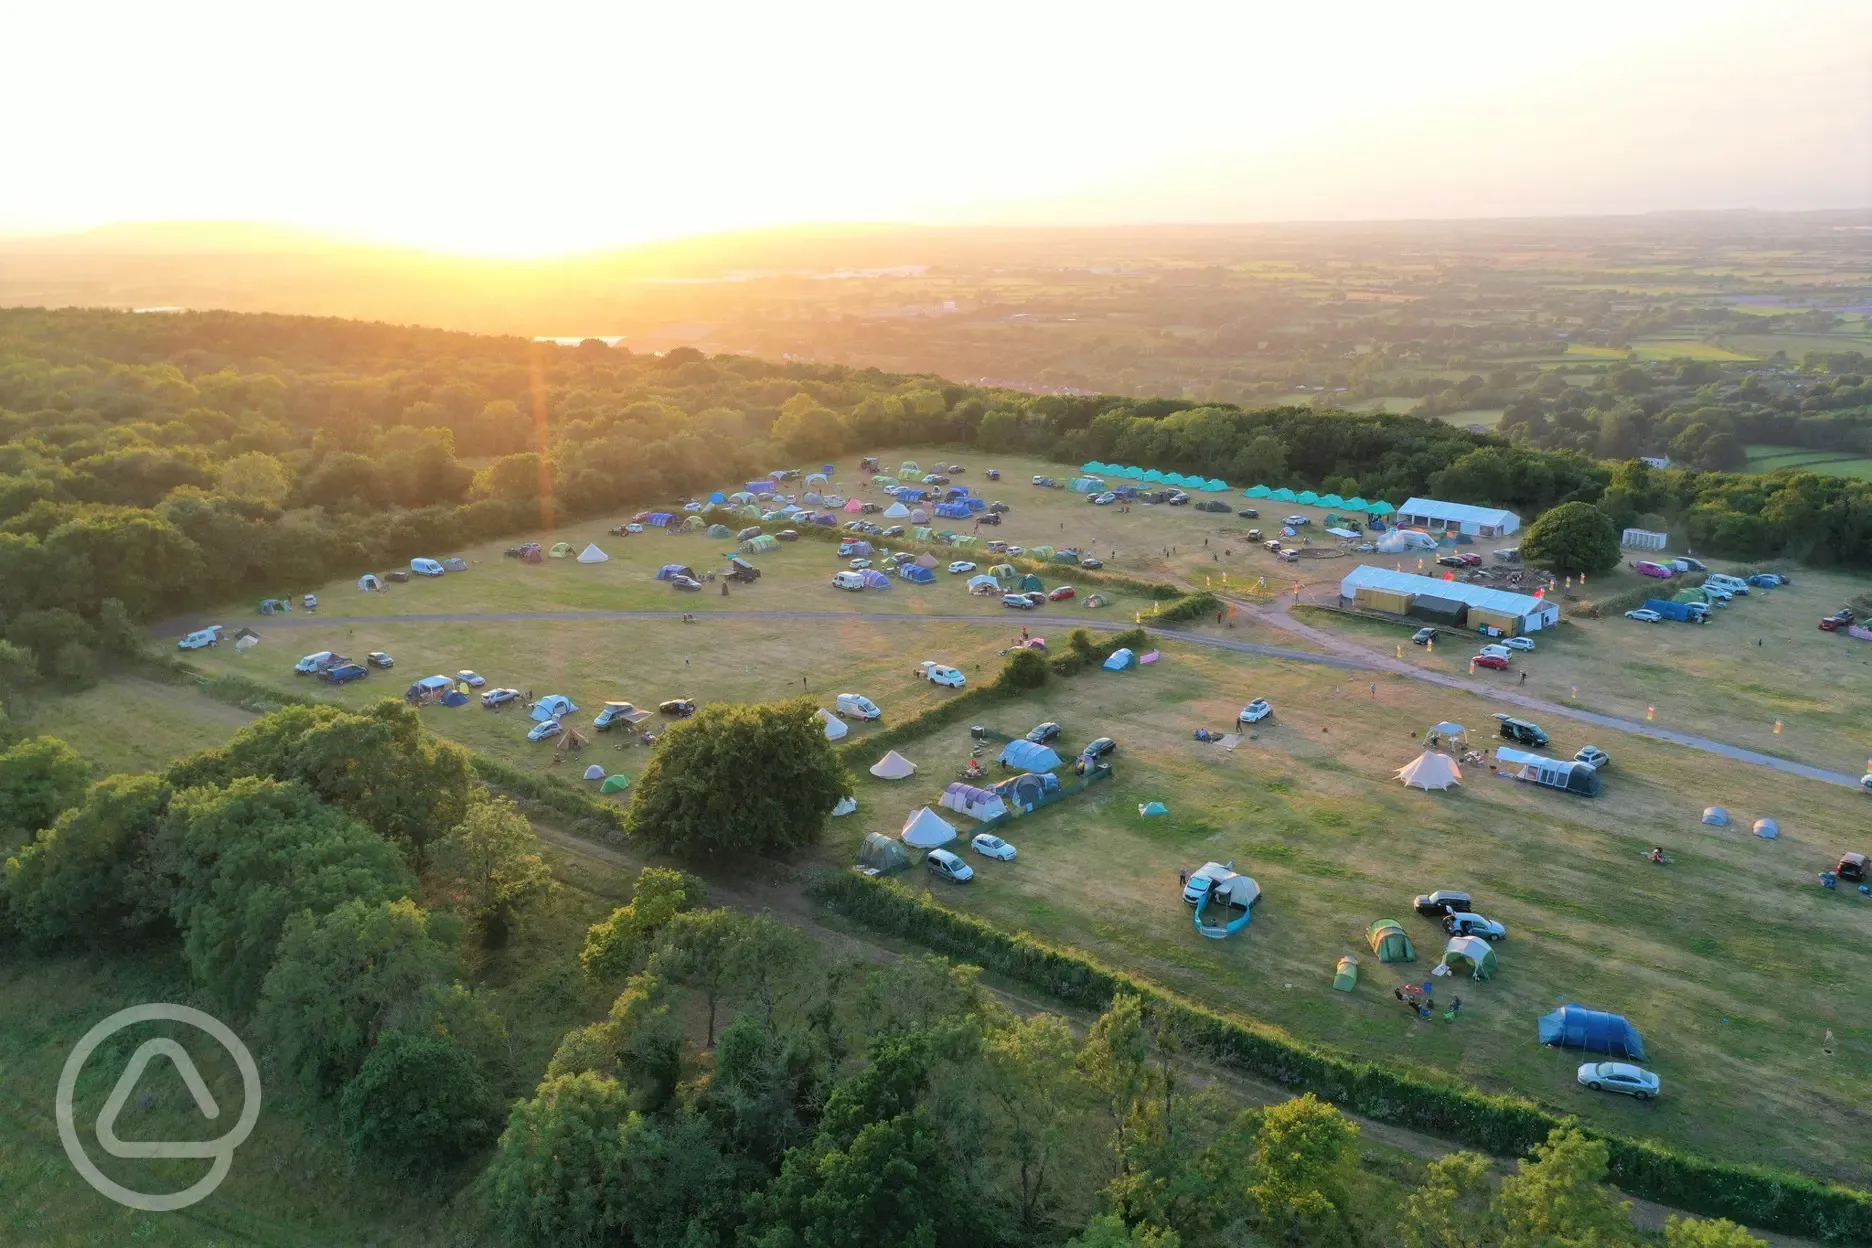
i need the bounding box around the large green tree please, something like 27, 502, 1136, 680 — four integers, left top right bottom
579, 865, 705, 981
428, 796, 551, 947
1519, 500, 1621, 577
487, 1072, 632, 1247
4, 772, 172, 948
626, 700, 849, 861
338, 1028, 503, 1178
1249, 1093, 1361, 1242
1494, 1125, 1634, 1248
1404, 1151, 1501, 1248
1663, 1215, 1767, 1248
0, 736, 90, 853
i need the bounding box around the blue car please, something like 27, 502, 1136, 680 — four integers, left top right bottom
320, 663, 369, 685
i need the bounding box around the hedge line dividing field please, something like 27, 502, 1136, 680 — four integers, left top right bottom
808, 871, 1872, 1243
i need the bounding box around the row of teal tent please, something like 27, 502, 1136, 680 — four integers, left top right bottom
1242, 485, 1395, 514
1080, 463, 1229, 491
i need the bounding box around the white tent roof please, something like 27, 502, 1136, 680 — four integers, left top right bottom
869, 750, 917, 779
900, 806, 958, 848
1398, 497, 1519, 530
882, 501, 911, 518
1444, 934, 1493, 963
831, 795, 858, 817
357, 574, 380, 590
1396, 751, 1462, 790
1339, 566, 1556, 621
576, 543, 609, 563
817, 708, 849, 740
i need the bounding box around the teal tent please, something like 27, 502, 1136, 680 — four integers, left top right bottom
1163, 473, 1190, 487
1083, 461, 1107, 473
1368, 500, 1396, 516
1295, 490, 1320, 505
1139, 801, 1169, 817
1203, 477, 1228, 492
1120, 466, 1146, 479
1142, 469, 1166, 483
706, 523, 732, 538
1343, 496, 1369, 510
1269, 487, 1297, 502
1244, 484, 1272, 498
1103, 647, 1136, 671
1019, 573, 1044, 592
1318, 493, 1345, 508
600, 774, 631, 794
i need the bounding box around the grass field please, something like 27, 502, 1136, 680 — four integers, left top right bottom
1628, 339, 1759, 363
14, 676, 257, 777
1743, 445, 1872, 482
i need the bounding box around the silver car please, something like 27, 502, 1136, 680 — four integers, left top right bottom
1577, 1062, 1659, 1100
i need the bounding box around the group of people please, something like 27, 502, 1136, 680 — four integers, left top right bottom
1395, 982, 1462, 1021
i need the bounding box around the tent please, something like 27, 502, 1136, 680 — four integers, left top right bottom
1143, 469, 1165, 483
816, 708, 849, 740
440, 690, 469, 707
647, 512, 676, 527
899, 461, 921, 476
730, 492, 755, 503
899, 564, 936, 584
583, 764, 606, 780
1194, 871, 1258, 937
708, 491, 728, 505
900, 806, 959, 849
1028, 545, 1056, 559
1295, 490, 1320, 505
1018, 573, 1044, 592
857, 831, 911, 875
1701, 806, 1730, 826
883, 502, 911, 519
680, 515, 705, 532
1318, 494, 1345, 509
831, 795, 858, 817
996, 771, 1060, 811
1366, 920, 1416, 962
846, 540, 874, 555
989, 564, 1017, 580
1051, 549, 1080, 565
657, 563, 698, 581
1104, 648, 1137, 671
967, 575, 1000, 594
1203, 478, 1228, 492
807, 473, 828, 486
1343, 497, 1369, 510
1538, 1005, 1645, 1060
941, 782, 1008, 820
912, 526, 935, 542
743, 535, 780, 553
1269, 487, 1297, 502
911, 507, 931, 524
600, 774, 631, 794
844, 498, 865, 513
869, 750, 917, 780
550, 542, 573, 558
1441, 935, 1497, 980
707, 524, 732, 538
1753, 817, 1779, 839
1244, 484, 1272, 498
234, 634, 260, 653
915, 552, 939, 569
442, 556, 470, 572
860, 569, 891, 590
576, 543, 609, 563
1368, 500, 1397, 516
530, 694, 577, 722
1083, 461, 1108, 473
1139, 801, 1169, 817
1395, 752, 1462, 790
999, 739, 1063, 771
934, 503, 970, 519
1333, 955, 1359, 992
357, 574, 381, 591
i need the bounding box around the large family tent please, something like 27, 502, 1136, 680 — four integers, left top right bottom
816, 708, 849, 740
860, 569, 891, 590
549, 542, 574, 558
530, 694, 578, 722
1366, 920, 1416, 962
996, 771, 1060, 812
1496, 748, 1602, 797
576, 543, 609, 563
600, 774, 631, 794
1333, 955, 1359, 992
869, 750, 918, 780
900, 806, 959, 849
999, 739, 1063, 771
935, 502, 971, 519
646, 511, 676, 527
857, 831, 910, 875
657, 564, 698, 581
941, 782, 1008, 820
1194, 871, 1259, 938
1395, 752, 1461, 791
899, 460, 920, 476
707, 524, 733, 538
1701, 806, 1730, 827
846, 540, 874, 556
831, 795, 858, 817
990, 563, 1017, 580
743, 535, 781, 553
357, 574, 382, 592
1441, 936, 1497, 980
898, 564, 936, 584
1104, 648, 1137, 671
967, 574, 1001, 595
1538, 1005, 1645, 1060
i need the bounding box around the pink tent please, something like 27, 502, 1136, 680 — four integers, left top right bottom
844, 498, 864, 513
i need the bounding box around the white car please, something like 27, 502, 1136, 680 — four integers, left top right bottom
919, 661, 966, 688
926, 848, 974, 883
948, 561, 977, 574
1625, 609, 1663, 623
177, 626, 223, 650
1238, 699, 1273, 724
526, 719, 563, 742
1575, 746, 1610, 769
1577, 1062, 1660, 1100
1444, 912, 1507, 941
1503, 636, 1536, 651
836, 693, 881, 720
849, 558, 873, 570
1477, 644, 1513, 661
971, 834, 1017, 861
624, 522, 644, 534
457, 670, 486, 687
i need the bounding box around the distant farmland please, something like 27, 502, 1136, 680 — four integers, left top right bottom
1744, 444, 1872, 481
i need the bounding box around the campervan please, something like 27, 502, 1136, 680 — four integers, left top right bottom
836, 693, 882, 720
177, 626, 224, 650
294, 650, 337, 674
410, 557, 445, 577
831, 571, 866, 591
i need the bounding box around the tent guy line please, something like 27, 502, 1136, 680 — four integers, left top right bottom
160, 607, 1862, 789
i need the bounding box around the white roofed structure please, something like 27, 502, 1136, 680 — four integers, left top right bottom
1338, 565, 1559, 632
1396, 497, 1520, 536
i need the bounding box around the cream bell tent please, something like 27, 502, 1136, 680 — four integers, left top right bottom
576, 543, 609, 563
1396, 751, 1461, 790
816, 708, 849, 741
900, 806, 958, 848
869, 750, 918, 780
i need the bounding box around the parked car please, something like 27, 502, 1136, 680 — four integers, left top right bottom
918, 662, 966, 688
320, 663, 368, 685
1575, 746, 1610, 769
978, 512, 1002, 526
1080, 557, 1104, 569
1238, 507, 1260, 519
1503, 636, 1536, 651
1625, 608, 1664, 623
659, 698, 698, 718
849, 558, 873, 570
1027, 722, 1062, 744
776, 530, 799, 542
1276, 549, 1299, 563
1048, 586, 1077, 601
294, 650, 338, 674
1022, 590, 1048, 606
882, 525, 905, 538
1005, 546, 1024, 556
1080, 736, 1117, 763
1166, 491, 1190, 505
926, 848, 974, 883
1091, 492, 1117, 505
1836, 852, 1868, 884
1444, 912, 1507, 941
1238, 699, 1273, 724
177, 626, 224, 650
1457, 552, 1483, 567
1413, 890, 1472, 917
1577, 1062, 1660, 1100
367, 651, 395, 668
1472, 653, 1510, 670
1284, 515, 1309, 527
971, 834, 1017, 861
593, 702, 650, 730
456, 670, 486, 687
890, 552, 916, 566
1263, 539, 1283, 552
669, 576, 702, 592
1246, 529, 1263, 541
1003, 593, 1037, 610
481, 687, 520, 707
987, 501, 1010, 513
1411, 628, 1439, 645
526, 719, 564, 742
1492, 714, 1549, 745
1436, 554, 1467, 569
948, 560, 977, 574
1477, 644, 1513, 661
831, 571, 866, 591
1183, 861, 1235, 905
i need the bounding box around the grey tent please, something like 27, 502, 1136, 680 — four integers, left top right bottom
1753, 817, 1779, 839
1701, 806, 1729, 826
857, 831, 911, 875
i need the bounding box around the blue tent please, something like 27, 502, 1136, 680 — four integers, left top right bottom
1139, 801, 1169, 817
899, 564, 936, 584
745, 481, 769, 493
998, 739, 1063, 771
708, 491, 727, 504
935, 503, 971, 519
1103, 647, 1137, 671
646, 511, 675, 527
1538, 1006, 1646, 1060
1203, 477, 1229, 492
656, 563, 697, 581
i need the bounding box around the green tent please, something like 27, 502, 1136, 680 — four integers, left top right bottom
952, 535, 978, 547
1333, 955, 1359, 992
1368, 500, 1397, 516
706, 523, 732, 538
1018, 573, 1044, 592
912, 526, 934, 541
1269, 487, 1297, 502
1295, 490, 1320, 505
1028, 545, 1056, 559
600, 774, 631, 794
1051, 550, 1080, 564
1366, 919, 1416, 962
1244, 484, 1273, 498
1318, 493, 1345, 509
742, 535, 780, 553
990, 563, 1017, 580
1442, 935, 1497, 981
857, 830, 911, 875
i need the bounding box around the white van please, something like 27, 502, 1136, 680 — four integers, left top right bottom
1704, 573, 1750, 595
836, 693, 881, 720
831, 571, 866, 591
410, 557, 445, 577
294, 650, 336, 674
177, 626, 223, 650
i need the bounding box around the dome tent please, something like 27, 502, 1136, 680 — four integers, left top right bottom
1701, 806, 1729, 826
549, 541, 574, 558
1343, 496, 1370, 510
600, 774, 631, 794
1268, 487, 1297, 502
910, 508, 930, 524
583, 764, 606, 780
869, 750, 917, 779
1244, 484, 1272, 498
1441, 935, 1496, 980
707, 523, 733, 538
1753, 817, 1779, 839
708, 491, 728, 504
357, 574, 382, 591
1104, 648, 1137, 671
1139, 800, 1169, 817
856, 830, 909, 874
1366, 919, 1416, 962
900, 806, 958, 849
1295, 490, 1320, 505
1203, 477, 1228, 491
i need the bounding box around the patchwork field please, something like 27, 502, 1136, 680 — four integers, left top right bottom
1744, 445, 1872, 483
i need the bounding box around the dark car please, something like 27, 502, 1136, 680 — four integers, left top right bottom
977, 512, 1002, 526
659, 698, 698, 718
386, 570, 410, 583
988, 501, 1010, 513
1238, 507, 1260, 519
776, 529, 799, 541
1436, 554, 1466, 569
882, 525, 905, 538
1493, 713, 1549, 746
1166, 492, 1190, 506
1411, 628, 1438, 645
1027, 722, 1062, 744
1457, 552, 1483, 567
367, 651, 396, 668
1080, 556, 1104, 569
320, 663, 368, 685
1079, 736, 1117, 763
1413, 890, 1472, 918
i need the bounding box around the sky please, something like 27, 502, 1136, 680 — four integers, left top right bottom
3, 0, 1867, 256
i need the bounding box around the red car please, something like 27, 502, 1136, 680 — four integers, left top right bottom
1472, 653, 1511, 670
1048, 586, 1076, 601
1457, 552, 1483, 566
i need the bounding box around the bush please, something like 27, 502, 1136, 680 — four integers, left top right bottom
1153, 591, 1222, 625
339, 1029, 503, 1178
807, 872, 1872, 1242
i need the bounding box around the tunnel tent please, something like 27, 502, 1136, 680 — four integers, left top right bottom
707, 523, 733, 538
743, 535, 781, 553
856, 830, 910, 874
357, 574, 382, 592
1753, 817, 1780, 839
1366, 919, 1416, 962
990, 563, 1017, 580
1244, 484, 1272, 498
898, 564, 936, 584
912, 526, 935, 542
646, 512, 676, 527
998, 739, 1063, 771
1538, 1005, 1645, 1060
1701, 806, 1729, 826
1441, 935, 1496, 980
600, 774, 631, 794
860, 569, 891, 590
1333, 955, 1359, 992
941, 782, 1008, 820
